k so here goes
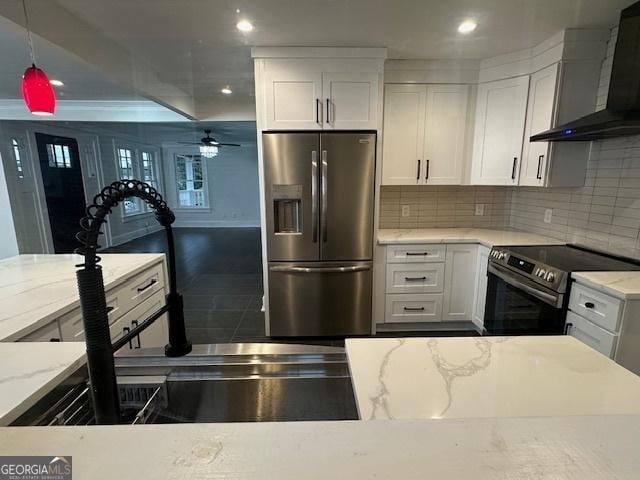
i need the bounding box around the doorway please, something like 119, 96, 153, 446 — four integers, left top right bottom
35, 133, 86, 253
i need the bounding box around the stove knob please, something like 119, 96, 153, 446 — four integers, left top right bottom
545, 272, 556, 282
498, 252, 507, 260
534, 268, 540, 276
538, 269, 547, 278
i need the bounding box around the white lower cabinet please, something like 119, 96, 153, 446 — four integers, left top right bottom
19, 321, 62, 342
385, 294, 443, 323
383, 243, 487, 326
566, 311, 617, 358
442, 244, 478, 321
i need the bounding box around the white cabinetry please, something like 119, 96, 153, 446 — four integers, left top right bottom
383, 243, 486, 326
472, 246, 491, 329
443, 245, 478, 321
259, 57, 381, 131
470, 76, 530, 185
382, 84, 469, 185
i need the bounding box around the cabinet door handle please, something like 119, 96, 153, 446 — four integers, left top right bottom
404, 307, 425, 312
106, 306, 114, 314
49, 338, 61, 342
137, 279, 157, 293
316, 98, 321, 124
406, 252, 429, 256
536, 155, 544, 180
123, 326, 133, 349
511, 157, 518, 180
564, 322, 573, 335
326, 98, 330, 124
584, 302, 595, 309
416, 159, 421, 180
425, 159, 430, 180
405, 276, 427, 282
132, 320, 141, 348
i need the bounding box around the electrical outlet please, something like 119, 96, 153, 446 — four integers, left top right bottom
401, 205, 411, 217
475, 204, 485, 216
544, 209, 553, 224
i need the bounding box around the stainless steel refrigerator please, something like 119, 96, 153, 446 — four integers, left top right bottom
263, 132, 376, 336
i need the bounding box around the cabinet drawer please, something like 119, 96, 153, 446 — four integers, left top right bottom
569, 283, 622, 332
385, 294, 443, 323
386, 244, 446, 263
59, 295, 120, 342
115, 263, 165, 315
566, 311, 617, 358
386, 263, 444, 294
19, 321, 61, 342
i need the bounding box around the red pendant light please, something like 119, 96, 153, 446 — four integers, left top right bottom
22, 64, 55, 116
20, 0, 56, 116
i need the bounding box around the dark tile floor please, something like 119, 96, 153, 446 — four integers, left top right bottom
106, 228, 477, 345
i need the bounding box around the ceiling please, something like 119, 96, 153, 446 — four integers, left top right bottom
0, 0, 634, 121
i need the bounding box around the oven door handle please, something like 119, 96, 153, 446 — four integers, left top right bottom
488, 263, 562, 308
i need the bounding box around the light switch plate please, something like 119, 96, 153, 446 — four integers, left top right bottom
475, 204, 485, 216
544, 209, 553, 223
401, 205, 410, 217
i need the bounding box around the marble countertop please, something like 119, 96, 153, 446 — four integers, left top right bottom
377, 228, 563, 247
0, 342, 86, 426
0, 254, 165, 342
346, 336, 640, 421
1, 415, 639, 478
572, 271, 640, 300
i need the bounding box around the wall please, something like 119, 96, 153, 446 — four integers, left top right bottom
161, 144, 260, 228
508, 27, 640, 258
0, 150, 19, 259
379, 186, 511, 229
0, 121, 163, 251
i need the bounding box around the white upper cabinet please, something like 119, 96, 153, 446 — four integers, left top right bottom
264, 69, 324, 130
520, 64, 559, 186
423, 85, 468, 185
381, 85, 426, 185
323, 72, 379, 130
470, 76, 530, 185
381, 84, 469, 185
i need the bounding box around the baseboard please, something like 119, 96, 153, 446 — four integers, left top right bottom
110, 224, 163, 246
173, 219, 260, 228
375, 321, 480, 333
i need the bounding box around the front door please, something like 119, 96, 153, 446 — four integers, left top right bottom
35, 133, 86, 253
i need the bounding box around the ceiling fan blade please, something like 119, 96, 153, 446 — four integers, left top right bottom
176, 142, 203, 145
216, 143, 242, 147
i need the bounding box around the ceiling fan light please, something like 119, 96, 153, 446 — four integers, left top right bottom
22, 65, 56, 116
200, 144, 218, 158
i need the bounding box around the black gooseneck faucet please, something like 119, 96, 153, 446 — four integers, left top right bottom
75, 180, 192, 424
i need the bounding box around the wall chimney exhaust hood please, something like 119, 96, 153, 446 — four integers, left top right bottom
531, 1, 640, 142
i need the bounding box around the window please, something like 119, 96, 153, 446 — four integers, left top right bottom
117, 147, 141, 215
11, 139, 24, 178
175, 155, 207, 208
46, 143, 71, 168
141, 151, 159, 191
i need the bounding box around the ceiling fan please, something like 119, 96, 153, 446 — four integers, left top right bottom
177, 129, 241, 158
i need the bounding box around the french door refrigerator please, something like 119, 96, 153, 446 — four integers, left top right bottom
263, 132, 376, 336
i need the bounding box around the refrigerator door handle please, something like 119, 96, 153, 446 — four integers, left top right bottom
270, 265, 371, 273
321, 150, 328, 242
311, 150, 318, 243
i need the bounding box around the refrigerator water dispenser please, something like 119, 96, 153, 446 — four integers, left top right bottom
273, 184, 302, 234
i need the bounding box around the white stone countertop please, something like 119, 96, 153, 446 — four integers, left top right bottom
0, 342, 86, 426
377, 228, 564, 247
572, 271, 640, 300
1, 415, 639, 478
346, 336, 640, 421
0, 254, 165, 342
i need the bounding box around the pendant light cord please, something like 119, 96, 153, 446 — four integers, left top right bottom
21, 0, 36, 66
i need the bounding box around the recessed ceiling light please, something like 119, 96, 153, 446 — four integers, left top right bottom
49, 79, 64, 87
237, 19, 253, 32
221, 87, 232, 95
457, 20, 477, 34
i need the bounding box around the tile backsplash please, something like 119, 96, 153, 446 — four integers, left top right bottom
379, 185, 512, 229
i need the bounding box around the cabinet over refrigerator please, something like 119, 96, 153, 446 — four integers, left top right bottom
263, 132, 376, 336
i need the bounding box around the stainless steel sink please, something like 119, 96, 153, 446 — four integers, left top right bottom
12, 344, 359, 425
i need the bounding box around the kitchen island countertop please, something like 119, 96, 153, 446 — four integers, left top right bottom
346, 336, 640, 420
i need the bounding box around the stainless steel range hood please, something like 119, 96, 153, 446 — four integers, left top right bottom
532, 1, 640, 142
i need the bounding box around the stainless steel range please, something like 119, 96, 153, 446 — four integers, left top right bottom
484, 245, 640, 335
